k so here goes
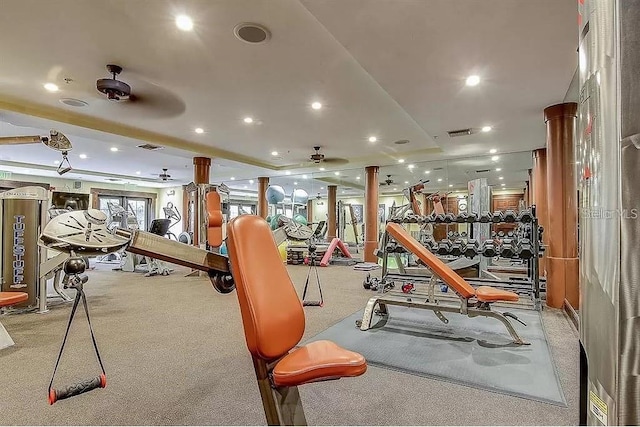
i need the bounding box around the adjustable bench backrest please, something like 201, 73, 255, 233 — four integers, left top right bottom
207, 190, 224, 248
226, 215, 305, 361
386, 222, 476, 299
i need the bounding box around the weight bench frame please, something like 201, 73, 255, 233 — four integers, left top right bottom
358, 273, 528, 345
253, 357, 307, 426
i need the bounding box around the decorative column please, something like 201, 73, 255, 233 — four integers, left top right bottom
192, 157, 211, 246
327, 185, 337, 241
258, 177, 269, 219
364, 166, 379, 262
307, 199, 314, 224
531, 149, 548, 280
544, 103, 579, 308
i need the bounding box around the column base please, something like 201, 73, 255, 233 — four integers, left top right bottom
546, 256, 579, 309
364, 241, 378, 263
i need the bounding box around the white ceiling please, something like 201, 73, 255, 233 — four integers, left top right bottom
0, 0, 576, 190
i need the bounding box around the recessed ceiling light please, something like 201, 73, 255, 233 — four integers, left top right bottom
320, 187, 324, 190
53, 160, 60, 165
408, 164, 415, 169
489, 148, 497, 154
271, 151, 278, 156
491, 156, 500, 161
136, 171, 141, 175
294, 182, 298, 185
176, 14, 194, 31
342, 190, 346, 194
79, 154, 87, 159
249, 179, 254, 184
437, 178, 443, 182
44, 82, 59, 92
499, 176, 504, 180
285, 171, 291, 175
398, 159, 405, 164
302, 174, 308, 179
356, 176, 361, 180
243, 117, 254, 124
501, 183, 505, 187
482, 126, 493, 133
243, 185, 248, 189
311, 101, 322, 110
195, 127, 204, 134
230, 177, 235, 180
425, 170, 431, 174
449, 184, 453, 187
495, 168, 502, 172
110, 147, 118, 152
319, 167, 325, 171
465, 75, 480, 86
393, 187, 397, 191
334, 171, 340, 176
404, 181, 409, 184
368, 136, 377, 143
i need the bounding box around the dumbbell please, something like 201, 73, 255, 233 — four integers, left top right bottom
460, 231, 468, 238
406, 214, 419, 223
391, 217, 403, 223
503, 210, 517, 222
497, 230, 505, 238
386, 241, 398, 253
435, 214, 445, 224
500, 239, 516, 258
492, 211, 505, 223
491, 231, 497, 239
464, 239, 479, 258
466, 212, 478, 223
481, 240, 497, 257
423, 238, 437, 253
447, 231, 455, 238
419, 215, 428, 224
443, 213, 455, 223
517, 210, 534, 223
517, 238, 534, 259
425, 214, 437, 223
507, 231, 514, 238
479, 212, 492, 223
456, 212, 469, 223
437, 239, 452, 255
450, 239, 465, 257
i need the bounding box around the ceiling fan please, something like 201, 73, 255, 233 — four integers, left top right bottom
307, 146, 348, 166
157, 168, 174, 182
0, 129, 73, 175
95, 64, 186, 119
379, 175, 395, 186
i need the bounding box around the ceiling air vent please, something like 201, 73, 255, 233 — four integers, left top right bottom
137, 143, 163, 151
106, 178, 122, 182
475, 169, 491, 173
433, 167, 444, 171
447, 128, 473, 138
234, 23, 271, 44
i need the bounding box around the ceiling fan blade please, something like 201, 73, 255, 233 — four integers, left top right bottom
323, 157, 349, 165
0, 135, 41, 145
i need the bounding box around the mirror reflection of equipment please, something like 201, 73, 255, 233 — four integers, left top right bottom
0, 130, 74, 175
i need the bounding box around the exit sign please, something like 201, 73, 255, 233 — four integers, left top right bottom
0, 171, 11, 180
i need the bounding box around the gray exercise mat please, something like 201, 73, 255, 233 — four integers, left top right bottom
307, 305, 566, 406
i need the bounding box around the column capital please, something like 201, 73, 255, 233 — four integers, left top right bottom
193, 157, 211, 167
544, 102, 577, 123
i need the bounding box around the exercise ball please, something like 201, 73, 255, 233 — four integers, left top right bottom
265, 215, 272, 224
219, 243, 228, 255
270, 215, 280, 230
292, 189, 309, 205
266, 185, 286, 204
293, 214, 307, 225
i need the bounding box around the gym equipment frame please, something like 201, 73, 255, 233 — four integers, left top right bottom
359, 223, 528, 345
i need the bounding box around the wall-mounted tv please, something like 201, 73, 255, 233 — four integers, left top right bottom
51, 192, 90, 211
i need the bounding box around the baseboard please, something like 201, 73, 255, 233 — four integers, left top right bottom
563, 299, 579, 331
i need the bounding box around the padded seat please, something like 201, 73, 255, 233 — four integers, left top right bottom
0, 292, 28, 307
272, 340, 367, 387
475, 286, 519, 303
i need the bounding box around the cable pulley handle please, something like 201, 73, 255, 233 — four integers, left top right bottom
49, 374, 106, 405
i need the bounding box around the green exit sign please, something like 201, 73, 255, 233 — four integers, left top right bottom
0, 171, 11, 180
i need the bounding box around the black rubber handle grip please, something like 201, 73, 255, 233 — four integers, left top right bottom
49, 374, 106, 405
303, 301, 323, 307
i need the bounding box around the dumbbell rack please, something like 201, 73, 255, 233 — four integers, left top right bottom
380, 207, 544, 310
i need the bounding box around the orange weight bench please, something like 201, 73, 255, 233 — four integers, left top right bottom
358, 223, 529, 345
0, 292, 29, 350
227, 215, 367, 425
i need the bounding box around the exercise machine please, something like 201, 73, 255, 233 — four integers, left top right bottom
162, 202, 181, 240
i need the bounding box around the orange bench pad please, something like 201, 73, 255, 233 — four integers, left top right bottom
0, 292, 28, 307
272, 340, 367, 387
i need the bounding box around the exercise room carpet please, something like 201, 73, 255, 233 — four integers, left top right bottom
0, 264, 579, 425
308, 305, 566, 406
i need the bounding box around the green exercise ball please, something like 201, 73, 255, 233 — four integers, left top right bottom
293, 214, 307, 226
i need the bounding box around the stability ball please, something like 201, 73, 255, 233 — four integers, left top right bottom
266, 185, 286, 205
292, 189, 309, 205
293, 214, 307, 226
